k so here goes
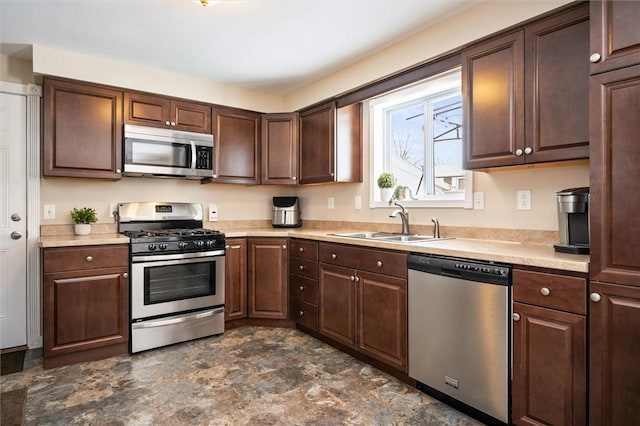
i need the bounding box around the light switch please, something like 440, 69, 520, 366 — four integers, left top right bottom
473, 192, 484, 210
43, 204, 55, 220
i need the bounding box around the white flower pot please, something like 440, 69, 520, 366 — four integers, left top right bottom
379, 187, 394, 204
74, 224, 91, 236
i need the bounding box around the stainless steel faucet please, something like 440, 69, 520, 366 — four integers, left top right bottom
431, 217, 440, 239
390, 202, 411, 235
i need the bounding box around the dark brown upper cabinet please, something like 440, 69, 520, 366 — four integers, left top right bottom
43, 77, 123, 179
124, 92, 212, 134
299, 102, 362, 184
589, 0, 640, 75
209, 107, 261, 185
463, 3, 589, 169
261, 113, 299, 185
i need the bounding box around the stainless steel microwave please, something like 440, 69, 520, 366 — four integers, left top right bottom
123, 124, 214, 179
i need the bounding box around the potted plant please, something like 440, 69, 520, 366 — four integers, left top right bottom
71, 207, 98, 236
377, 172, 396, 203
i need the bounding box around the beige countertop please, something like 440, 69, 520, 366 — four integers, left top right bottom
39, 228, 589, 273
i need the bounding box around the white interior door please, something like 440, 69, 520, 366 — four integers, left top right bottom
0, 92, 27, 349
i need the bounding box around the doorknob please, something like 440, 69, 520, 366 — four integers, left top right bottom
11, 231, 23, 240
11, 213, 22, 222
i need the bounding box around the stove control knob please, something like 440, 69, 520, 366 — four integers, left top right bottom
178, 241, 187, 249
148, 244, 157, 251
195, 240, 204, 248
158, 243, 168, 251
205, 240, 214, 248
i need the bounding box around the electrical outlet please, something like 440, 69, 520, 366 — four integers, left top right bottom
208, 204, 219, 221
473, 192, 485, 210
43, 204, 55, 220
328, 197, 335, 209
354, 195, 361, 210
517, 190, 532, 210
109, 203, 118, 221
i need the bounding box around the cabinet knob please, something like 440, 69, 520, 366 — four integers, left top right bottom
524, 147, 533, 155
515, 149, 524, 156
540, 287, 550, 296
299, 285, 304, 291
350, 275, 355, 281
589, 53, 601, 63
299, 247, 304, 252
165, 121, 171, 126
282, 245, 287, 249
591, 293, 602, 303
170, 121, 176, 127
213, 174, 218, 178
225, 245, 230, 249
513, 313, 521, 322
299, 310, 304, 317
299, 265, 304, 271
123, 272, 128, 278
376, 261, 383, 267
355, 276, 360, 282
292, 176, 297, 180
86, 256, 93, 262
332, 253, 337, 259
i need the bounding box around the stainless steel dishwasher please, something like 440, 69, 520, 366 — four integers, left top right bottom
408, 254, 512, 425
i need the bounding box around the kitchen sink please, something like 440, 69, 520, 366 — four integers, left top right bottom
330, 231, 451, 243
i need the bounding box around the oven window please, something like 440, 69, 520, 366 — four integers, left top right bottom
144, 262, 215, 305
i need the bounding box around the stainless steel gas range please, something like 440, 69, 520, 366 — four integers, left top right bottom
117, 202, 225, 353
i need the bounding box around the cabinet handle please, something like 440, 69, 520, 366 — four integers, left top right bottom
86, 256, 93, 262
170, 121, 176, 127
591, 293, 602, 303
540, 287, 550, 296
282, 245, 287, 249
350, 275, 355, 281
332, 253, 337, 259
376, 261, 383, 267
524, 147, 532, 155
165, 121, 171, 126
513, 313, 521, 322
299, 310, 304, 317
589, 53, 601, 63
299, 247, 304, 252
123, 272, 128, 278
515, 149, 524, 156
299, 265, 304, 271
299, 285, 304, 291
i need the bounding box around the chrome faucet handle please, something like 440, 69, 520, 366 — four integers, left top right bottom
394, 202, 407, 213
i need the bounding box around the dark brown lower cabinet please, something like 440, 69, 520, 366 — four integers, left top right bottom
512, 302, 586, 426
319, 263, 357, 348
42, 245, 129, 369
224, 238, 247, 321
247, 238, 288, 319
589, 281, 640, 425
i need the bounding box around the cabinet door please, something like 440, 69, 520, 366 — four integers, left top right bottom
462, 31, 525, 169
589, 281, 640, 425
124, 92, 171, 128
261, 113, 298, 184
299, 102, 336, 184
212, 107, 261, 184
247, 238, 288, 319
357, 271, 407, 372
524, 4, 590, 163
43, 267, 129, 366
590, 65, 640, 286
319, 263, 356, 349
224, 238, 247, 321
512, 302, 586, 426
590, 1, 640, 75
43, 78, 123, 179
171, 100, 212, 134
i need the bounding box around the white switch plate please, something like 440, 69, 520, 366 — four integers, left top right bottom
208, 204, 219, 221
473, 192, 485, 210
354, 195, 361, 210
328, 197, 335, 209
517, 190, 532, 210
43, 204, 55, 220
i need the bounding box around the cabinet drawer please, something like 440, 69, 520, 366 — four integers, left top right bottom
43, 245, 129, 273
319, 243, 407, 279
288, 258, 318, 279
289, 239, 318, 261
513, 269, 587, 314
289, 298, 318, 331
289, 274, 318, 305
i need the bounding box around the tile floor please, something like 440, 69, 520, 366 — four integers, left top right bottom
0, 327, 483, 425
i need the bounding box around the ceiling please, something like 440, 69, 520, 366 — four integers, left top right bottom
0, 0, 480, 96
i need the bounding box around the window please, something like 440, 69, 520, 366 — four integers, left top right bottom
369, 67, 472, 208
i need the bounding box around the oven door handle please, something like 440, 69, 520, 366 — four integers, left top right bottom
132, 308, 224, 329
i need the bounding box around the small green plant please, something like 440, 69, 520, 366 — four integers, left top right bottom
377, 172, 397, 189
70, 207, 98, 224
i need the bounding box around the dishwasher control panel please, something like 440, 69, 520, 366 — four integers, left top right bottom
408, 254, 511, 286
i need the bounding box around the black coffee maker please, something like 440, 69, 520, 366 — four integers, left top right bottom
553, 187, 589, 254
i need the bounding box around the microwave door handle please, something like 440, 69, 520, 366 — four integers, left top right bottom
190, 141, 196, 170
